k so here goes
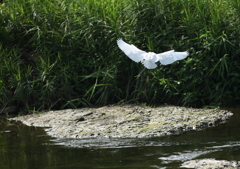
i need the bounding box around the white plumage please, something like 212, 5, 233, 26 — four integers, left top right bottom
117, 39, 189, 69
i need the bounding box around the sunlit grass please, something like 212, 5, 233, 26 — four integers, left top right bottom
0, 0, 240, 113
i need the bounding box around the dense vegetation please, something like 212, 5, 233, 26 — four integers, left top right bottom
0, 0, 240, 113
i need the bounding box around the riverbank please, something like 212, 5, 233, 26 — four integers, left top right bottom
11, 104, 233, 139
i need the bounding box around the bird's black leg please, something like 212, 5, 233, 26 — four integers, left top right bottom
135, 68, 145, 79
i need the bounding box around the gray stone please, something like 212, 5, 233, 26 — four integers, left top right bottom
181, 159, 240, 169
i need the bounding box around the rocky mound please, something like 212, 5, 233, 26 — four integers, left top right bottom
11, 104, 233, 138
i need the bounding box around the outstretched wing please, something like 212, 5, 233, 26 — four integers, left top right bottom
117, 39, 146, 62
156, 50, 189, 65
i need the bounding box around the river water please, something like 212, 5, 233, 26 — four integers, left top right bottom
0, 108, 240, 169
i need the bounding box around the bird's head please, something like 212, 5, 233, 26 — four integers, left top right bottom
143, 52, 155, 61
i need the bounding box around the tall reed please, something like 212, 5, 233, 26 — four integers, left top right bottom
0, 0, 240, 113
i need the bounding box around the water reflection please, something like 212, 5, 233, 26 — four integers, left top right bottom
0, 108, 240, 169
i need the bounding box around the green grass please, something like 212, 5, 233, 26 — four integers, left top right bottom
0, 0, 240, 113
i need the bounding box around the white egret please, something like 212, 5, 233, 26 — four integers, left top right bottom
117, 39, 189, 77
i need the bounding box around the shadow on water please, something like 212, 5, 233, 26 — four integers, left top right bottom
0, 108, 240, 169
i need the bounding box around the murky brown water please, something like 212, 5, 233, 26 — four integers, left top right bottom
1, 108, 240, 169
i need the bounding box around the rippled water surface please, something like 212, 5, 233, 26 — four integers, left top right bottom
1, 108, 240, 169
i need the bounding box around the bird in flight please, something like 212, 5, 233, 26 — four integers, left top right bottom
117, 39, 189, 77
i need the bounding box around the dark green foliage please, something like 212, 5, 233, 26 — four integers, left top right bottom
0, 0, 240, 113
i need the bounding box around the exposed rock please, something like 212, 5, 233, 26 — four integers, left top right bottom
181, 158, 240, 169
10, 104, 233, 138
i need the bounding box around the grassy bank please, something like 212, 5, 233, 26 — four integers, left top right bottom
0, 0, 240, 113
